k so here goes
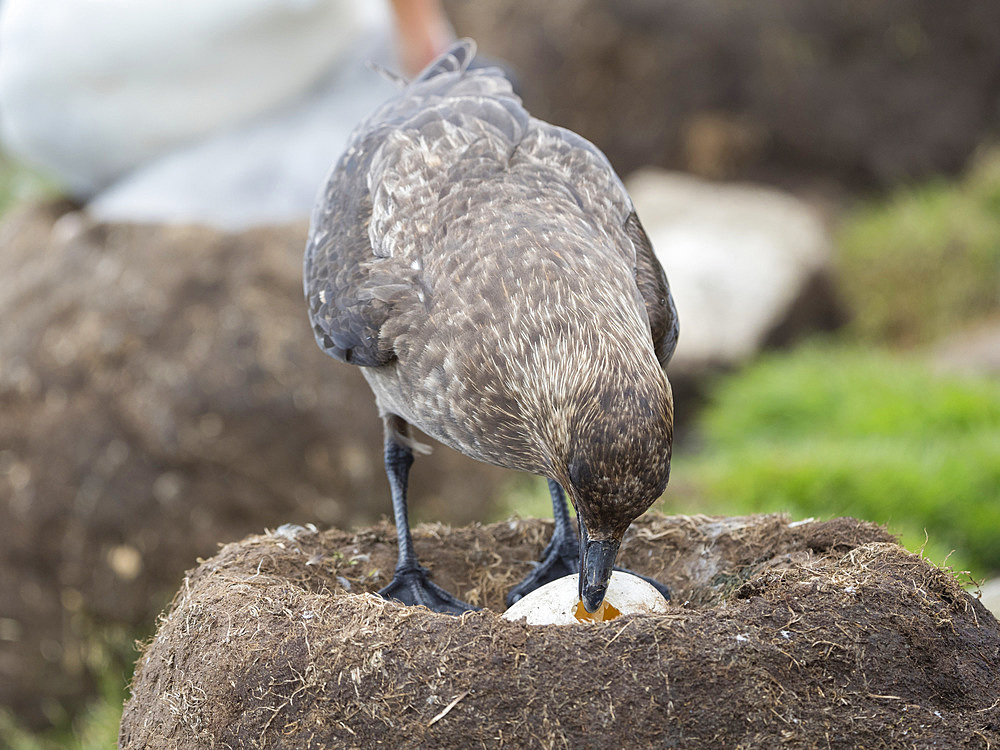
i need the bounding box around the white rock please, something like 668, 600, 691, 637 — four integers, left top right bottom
980, 578, 1000, 619
626, 169, 832, 374
502, 572, 669, 626
0, 0, 387, 195
933, 318, 1000, 377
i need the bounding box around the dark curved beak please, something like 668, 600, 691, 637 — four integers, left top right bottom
578, 519, 621, 613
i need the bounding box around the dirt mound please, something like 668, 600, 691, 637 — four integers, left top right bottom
120, 514, 999, 748
0, 201, 509, 726
445, 0, 1000, 187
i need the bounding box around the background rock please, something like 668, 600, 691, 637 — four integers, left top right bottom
628, 170, 842, 383
981, 578, 1000, 618
0, 202, 510, 726
932, 317, 1000, 377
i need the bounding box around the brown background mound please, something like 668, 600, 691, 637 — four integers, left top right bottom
121, 514, 1000, 748
444, 0, 1000, 187
0, 202, 509, 725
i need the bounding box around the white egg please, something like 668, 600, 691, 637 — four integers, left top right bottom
501, 572, 669, 625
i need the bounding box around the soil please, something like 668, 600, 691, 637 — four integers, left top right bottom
120, 513, 1000, 749
444, 0, 1000, 188
0, 201, 509, 727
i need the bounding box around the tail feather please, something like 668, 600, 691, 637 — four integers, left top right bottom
365, 60, 407, 89
415, 38, 477, 82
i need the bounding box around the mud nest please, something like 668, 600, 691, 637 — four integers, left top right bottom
121, 514, 1000, 749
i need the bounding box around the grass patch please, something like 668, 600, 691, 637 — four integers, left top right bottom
0, 622, 139, 750
0, 151, 60, 216
0, 680, 124, 750
836, 147, 1000, 345
665, 343, 1000, 578
489, 475, 560, 523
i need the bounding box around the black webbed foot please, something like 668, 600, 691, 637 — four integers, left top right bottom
611, 566, 671, 601
377, 416, 479, 616
506, 526, 579, 607
378, 563, 478, 615
506, 479, 583, 607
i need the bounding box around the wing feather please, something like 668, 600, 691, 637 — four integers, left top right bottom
304, 40, 523, 367
626, 212, 679, 368
304, 39, 678, 376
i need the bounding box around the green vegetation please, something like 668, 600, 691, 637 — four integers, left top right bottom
491, 475, 555, 522
665, 343, 1000, 578
0, 151, 59, 215
0, 679, 125, 750
0, 614, 137, 750
836, 148, 1000, 345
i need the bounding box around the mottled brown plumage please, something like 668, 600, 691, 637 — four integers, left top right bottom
305, 40, 678, 613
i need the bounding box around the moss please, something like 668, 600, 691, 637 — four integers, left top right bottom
670, 344, 1000, 578
836, 148, 1000, 345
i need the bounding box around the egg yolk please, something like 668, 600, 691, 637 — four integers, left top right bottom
574, 599, 621, 622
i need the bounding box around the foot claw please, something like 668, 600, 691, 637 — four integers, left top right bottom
378, 565, 478, 615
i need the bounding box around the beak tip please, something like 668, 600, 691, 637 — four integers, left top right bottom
579, 538, 621, 613
581, 586, 609, 613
